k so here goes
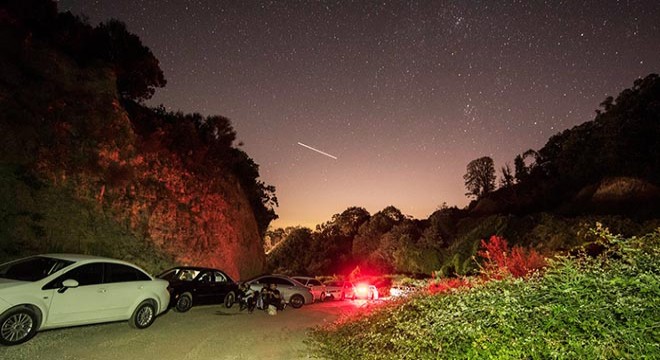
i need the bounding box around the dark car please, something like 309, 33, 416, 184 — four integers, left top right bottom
157, 267, 239, 312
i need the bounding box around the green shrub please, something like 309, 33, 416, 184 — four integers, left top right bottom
307, 230, 660, 359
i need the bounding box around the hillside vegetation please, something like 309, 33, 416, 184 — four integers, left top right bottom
0, 0, 275, 277
307, 229, 660, 359
268, 74, 660, 277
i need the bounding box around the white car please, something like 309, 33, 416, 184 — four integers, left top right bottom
389, 285, 417, 298
353, 283, 379, 300
0, 254, 170, 346
323, 280, 354, 300
292, 276, 327, 302
245, 275, 314, 308
324, 281, 379, 300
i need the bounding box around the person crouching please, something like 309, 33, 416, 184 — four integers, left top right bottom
238, 282, 257, 313
263, 283, 285, 315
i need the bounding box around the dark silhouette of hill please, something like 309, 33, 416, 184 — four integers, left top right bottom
471, 73, 660, 217
267, 75, 660, 277
0, 0, 275, 277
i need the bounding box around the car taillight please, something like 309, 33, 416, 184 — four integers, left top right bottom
356, 284, 369, 295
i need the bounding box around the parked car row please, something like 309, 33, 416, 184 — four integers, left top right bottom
0, 254, 381, 346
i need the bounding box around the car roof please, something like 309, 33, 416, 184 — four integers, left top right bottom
41, 253, 123, 262
246, 274, 305, 285
162, 266, 225, 272
250, 274, 292, 279
326, 280, 353, 285
291, 276, 315, 280
39, 254, 150, 272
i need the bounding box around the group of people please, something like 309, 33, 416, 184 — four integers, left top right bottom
237, 282, 285, 314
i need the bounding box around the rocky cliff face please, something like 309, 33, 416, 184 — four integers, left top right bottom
0, 21, 265, 278
104, 146, 267, 279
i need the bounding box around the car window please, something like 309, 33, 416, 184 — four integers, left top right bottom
258, 276, 275, 284
214, 271, 228, 283
0, 256, 74, 282
274, 278, 293, 286
292, 278, 306, 285
198, 271, 213, 283
44, 263, 104, 289
105, 263, 150, 283
325, 281, 339, 287
158, 269, 177, 281
254, 276, 290, 286
176, 269, 199, 281
309, 279, 322, 286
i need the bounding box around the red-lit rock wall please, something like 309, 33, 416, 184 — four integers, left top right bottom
93, 107, 267, 280
2, 42, 266, 279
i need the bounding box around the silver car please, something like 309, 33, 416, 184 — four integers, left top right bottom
292, 276, 327, 302
245, 275, 313, 308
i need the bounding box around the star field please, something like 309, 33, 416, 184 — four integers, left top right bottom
60, 0, 660, 227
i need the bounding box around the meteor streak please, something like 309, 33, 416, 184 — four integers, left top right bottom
297, 142, 338, 160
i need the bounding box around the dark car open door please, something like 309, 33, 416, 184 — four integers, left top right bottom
211, 270, 234, 301
193, 270, 216, 304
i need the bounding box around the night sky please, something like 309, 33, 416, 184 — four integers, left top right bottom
59, 0, 660, 228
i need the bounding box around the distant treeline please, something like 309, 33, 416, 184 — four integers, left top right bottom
464, 73, 660, 217
268, 74, 660, 276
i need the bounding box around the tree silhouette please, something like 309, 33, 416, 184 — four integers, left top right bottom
464, 156, 496, 199
352, 206, 403, 260
91, 19, 166, 101
500, 163, 514, 188
267, 227, 314, 274
513, 149, 538, 183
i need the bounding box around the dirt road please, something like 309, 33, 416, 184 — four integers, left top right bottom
0, 300, 370, 360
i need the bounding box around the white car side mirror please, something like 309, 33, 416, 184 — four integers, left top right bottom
58, 279, 80, 294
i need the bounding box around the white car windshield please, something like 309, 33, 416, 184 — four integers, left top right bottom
0, 256, 75, 281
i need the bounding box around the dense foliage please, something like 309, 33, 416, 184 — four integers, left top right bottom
1, 0, 165, 102
463, 156, 496, 199
267, 201, 658, 277
269, 74, 660, 277
476, 235, 546, 279
125, 103, 278, 236
308, 230, 660, 359
474, 73, 660, 216
0, 0, 275, 276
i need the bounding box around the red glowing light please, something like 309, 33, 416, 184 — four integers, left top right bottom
356, 284, 369, 295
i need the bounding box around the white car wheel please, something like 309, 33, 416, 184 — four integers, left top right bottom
130, 301, 156, 329
0, 308, 38, 346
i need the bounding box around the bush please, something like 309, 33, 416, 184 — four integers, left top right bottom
477, 235, 547, 279
427, 277, 471, 294
307, 230, 660, 359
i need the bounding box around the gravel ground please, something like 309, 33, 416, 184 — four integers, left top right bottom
0, 300, 370, 360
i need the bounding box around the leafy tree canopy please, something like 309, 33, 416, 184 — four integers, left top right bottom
464, 156, 496, 199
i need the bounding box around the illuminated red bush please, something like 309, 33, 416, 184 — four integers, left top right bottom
478, 235, 547, 279
428, 277, 472, 294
